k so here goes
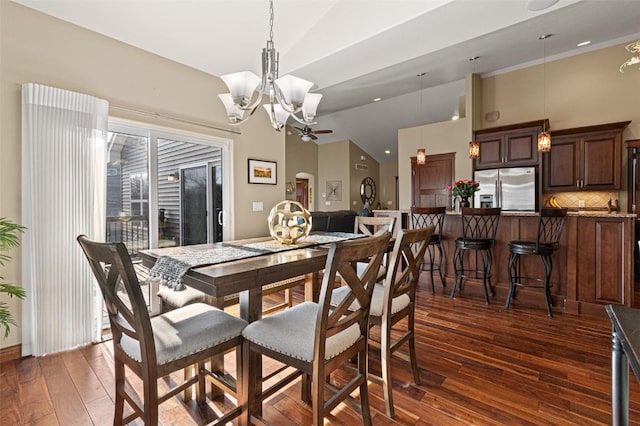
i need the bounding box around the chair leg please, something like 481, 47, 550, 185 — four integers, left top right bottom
381, 316, 395, 418
408, 311, 421, 386
436, 242, 446, 288
240, 340, 253, 426
542, 255, 554, 317
196, 361, 206, 405
505, 252, 518, 309
426, 244, 436, 293
358, 351, 373, 426
451, 248, 463, 298
142, 370, 159, 425
480, 250, 491, 305
113, 360, 125, 425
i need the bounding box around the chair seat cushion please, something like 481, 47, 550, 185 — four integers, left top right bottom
242, 301, 361, 362
331, 284, 409, 317
121, 303, 247, 365
455, 237, 493, 250
508, 240, 556, 256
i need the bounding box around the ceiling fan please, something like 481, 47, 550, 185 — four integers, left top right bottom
294, 125, 333, 142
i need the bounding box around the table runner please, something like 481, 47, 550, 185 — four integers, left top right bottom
149, 232, 363, 290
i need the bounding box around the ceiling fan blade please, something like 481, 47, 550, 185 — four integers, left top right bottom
310, 134, 318, 140
312, 129, 333, 134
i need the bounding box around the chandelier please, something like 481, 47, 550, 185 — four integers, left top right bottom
619, 40, 640, 73
218, 0, 322, 130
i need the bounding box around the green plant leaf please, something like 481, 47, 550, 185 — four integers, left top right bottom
0, 301, 17, 337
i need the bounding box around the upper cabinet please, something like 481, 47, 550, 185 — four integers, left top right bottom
543, 121, 630, 192
473, 120, 547, 170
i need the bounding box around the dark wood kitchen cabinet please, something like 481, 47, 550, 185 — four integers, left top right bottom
543, 121, 630, 192
473, 120, 547, 170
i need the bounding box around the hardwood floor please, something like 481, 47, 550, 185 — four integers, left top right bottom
2, 277, 640, 425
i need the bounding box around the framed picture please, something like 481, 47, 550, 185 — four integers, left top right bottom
248, 159, 277, 185
326, 180, 342, 201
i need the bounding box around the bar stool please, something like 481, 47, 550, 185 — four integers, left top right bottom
504, 208, 567, 317
451, 208, 501, 304
410, 207, 447, 293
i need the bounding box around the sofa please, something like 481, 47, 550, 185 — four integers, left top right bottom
310, 210, 358, 233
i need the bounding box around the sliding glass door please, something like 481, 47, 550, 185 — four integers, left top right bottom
107, 122, 230, 252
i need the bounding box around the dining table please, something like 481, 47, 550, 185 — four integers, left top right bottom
138, 232, 364, 425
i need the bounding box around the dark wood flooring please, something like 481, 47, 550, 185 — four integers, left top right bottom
2, 276, 640, 425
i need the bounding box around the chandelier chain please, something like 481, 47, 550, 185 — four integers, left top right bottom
269, 0, 274, 43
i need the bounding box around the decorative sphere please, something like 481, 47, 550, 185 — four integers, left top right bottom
267, 200, 312, 244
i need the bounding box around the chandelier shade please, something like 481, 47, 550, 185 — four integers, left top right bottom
218, 0, 322, 130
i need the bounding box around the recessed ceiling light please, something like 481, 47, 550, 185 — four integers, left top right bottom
526, 0, 559, 11
373, 97, 382, 102
385, 150, 391, 154
577, 40, 591, 47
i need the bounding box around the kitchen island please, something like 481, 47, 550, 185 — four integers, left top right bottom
375, 209, 636, 316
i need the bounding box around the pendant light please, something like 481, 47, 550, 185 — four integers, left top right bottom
468, 56, 481, 159
538, 34, 552, 152
416, 72, 426, 165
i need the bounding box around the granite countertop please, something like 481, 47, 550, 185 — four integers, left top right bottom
377, 209, 636, 218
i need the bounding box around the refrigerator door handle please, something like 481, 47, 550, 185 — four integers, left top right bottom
495, 180, 500, 207
499, 180, 503, 208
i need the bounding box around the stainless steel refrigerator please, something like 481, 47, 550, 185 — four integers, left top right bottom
473, 166, 537, 211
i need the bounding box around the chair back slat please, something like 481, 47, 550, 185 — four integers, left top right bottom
461, 208, 501, 241
537, 208, 568, 249
385, 226, 434, 303
410, 207, 446, 234
77, 235, 156, 367
316, 232, 391, 347
354, 216, 395, 236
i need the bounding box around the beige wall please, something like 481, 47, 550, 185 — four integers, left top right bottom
317, 140, 351, 211
0, 2, 284, 348
348, 142, 380, 211
482, 41, 640, 209
398, 118, 472, 209
285, 126, 319, 208
379, 162, 398, 210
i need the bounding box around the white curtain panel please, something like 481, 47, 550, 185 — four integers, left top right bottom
21, 83, 108, 356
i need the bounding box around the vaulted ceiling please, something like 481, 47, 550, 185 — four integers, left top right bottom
15, 0, 640, 163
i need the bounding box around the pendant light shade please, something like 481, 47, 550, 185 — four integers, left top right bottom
417, 148, 426, 165
469, 141, 480, 159
538, 131, 551, 152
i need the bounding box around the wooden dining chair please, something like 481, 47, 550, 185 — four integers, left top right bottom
330, 225, 433, 418
240, 232, 392, 426
77, 235, 247, 425
353, 215, 396, 282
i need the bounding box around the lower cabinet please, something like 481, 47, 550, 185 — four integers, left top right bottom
564, 215, 634, 315
440, 213, 634, 316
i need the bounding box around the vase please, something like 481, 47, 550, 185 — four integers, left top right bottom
460, 197, 470, 208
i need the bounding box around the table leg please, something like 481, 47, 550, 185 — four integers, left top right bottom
611, 327, 629, 426
240, 287, 263, 426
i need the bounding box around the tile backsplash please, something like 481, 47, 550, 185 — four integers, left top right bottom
542, 191, 619, 210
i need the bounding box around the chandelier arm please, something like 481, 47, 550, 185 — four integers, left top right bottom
226, 104, 261, 126
273, 83, 304, 114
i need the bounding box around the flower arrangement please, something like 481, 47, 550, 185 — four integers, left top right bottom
447, 179, 480, 199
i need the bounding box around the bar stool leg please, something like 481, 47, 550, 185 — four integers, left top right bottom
436, 241, 446, 288
542, 254, 553, 317
505, 252, 518, 309
480, 249, 491, 305
426, 244, 436, 293
451, 247, 463, 298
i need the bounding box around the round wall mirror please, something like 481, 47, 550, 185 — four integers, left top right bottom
360, 177, 376, 205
